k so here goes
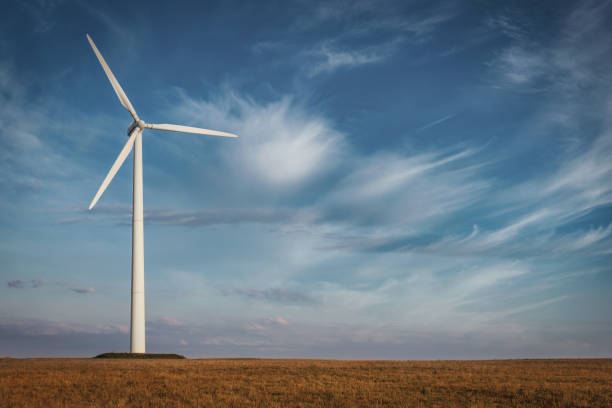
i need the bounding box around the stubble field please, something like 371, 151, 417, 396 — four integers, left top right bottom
1, 358, 611, 407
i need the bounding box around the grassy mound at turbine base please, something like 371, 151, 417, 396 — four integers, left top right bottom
94, 353, 185, 359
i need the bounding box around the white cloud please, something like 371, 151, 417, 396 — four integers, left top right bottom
0, 59, 121, 205
490, 3, 612, 92
170, 91, 344, 188
0, 319, 125, 336
455, 262, 528, 294
397, 13, 453, 37
307, 39, 400, 76
334, 149, 474, 200
545, 136, 612, 202
69, 286, 96, 294
470, 2, 612, 257
295, 258, 540, 337
415, 114, 456, 133
160, 316, 184, 327
261, 2, 454, 77
0, 64, 45, 152
302, 0, 453, 36
78, 4, 138, 55
495, 46, 545, 85
486, 14, 526, 41
475, 209, 553, 248
302, 8, 453, 76
322, 148, 488, 228
17, 0, 66, 32
274, 317, 288, 325
563, 224, 612, 251
486, 132, 612, 250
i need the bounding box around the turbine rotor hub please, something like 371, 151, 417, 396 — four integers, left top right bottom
127, 120, 146, 136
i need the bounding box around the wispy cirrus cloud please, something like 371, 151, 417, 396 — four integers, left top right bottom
0, 58, 123, 206
15, 0, 66, 33
301, 0, 453, 38
224, 287, 315, 304
485, 13, 527, 41
543, 135, 612, 211
415, 114, 456, 133
0, 318, 124, 336
434, 1, 611, 260
69, 286, 96, 294
0, 62, 53, 195
7, 279, 96, 294
60, 205, 313, 227
493, 46, 545, 86
148, 208, 316, 227
473, 209, 553, 249
489, 2, 612, 92
320, 148, 488, 228
566, 224, 612, 251
301, 9, 451, 76
253, 1, 454, 76
7, 279, 47, 289
77, 3, 139, 55
159, 316, 183, 327
306, 38, 401, 77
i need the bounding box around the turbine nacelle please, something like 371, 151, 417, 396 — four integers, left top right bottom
128, 120, 148, 135
128, 120, 140, 135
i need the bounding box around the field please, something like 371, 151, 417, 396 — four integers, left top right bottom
1, 358, 611, 407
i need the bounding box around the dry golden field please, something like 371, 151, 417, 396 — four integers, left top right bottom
1, 358, 611, 407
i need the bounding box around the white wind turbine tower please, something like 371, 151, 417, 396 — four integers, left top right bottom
86, 34, 237, 354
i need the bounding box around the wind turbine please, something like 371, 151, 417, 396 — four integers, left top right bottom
86, 34, 237, 354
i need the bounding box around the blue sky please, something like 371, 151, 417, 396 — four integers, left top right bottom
1, 0, 611, 358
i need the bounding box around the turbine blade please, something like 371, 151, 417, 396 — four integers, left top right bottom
86, 34, 139, 121
89, 131, 138, 210
145, 123, 238, 138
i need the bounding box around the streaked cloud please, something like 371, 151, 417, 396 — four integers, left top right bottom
489, 2, 612, 92
69, 287, 96, 294
415, 114, 456, 133
224, 287, 315, 304
321, 148, 488, 228
274, 317, 288, 325
159, 316, 184, 327
254, 1, 453, 77
7, 279, 96, 295
15, 0, 66, 32
62, 206, 316, 227
307, 38, 401, 77
474, 209, 553, 249
7, 279, 47, 289
302, 0, 453, 38
494, 46, 545, 85
567, 224, 612, 251
486, 13, 526, 41
0, 319, 125, 336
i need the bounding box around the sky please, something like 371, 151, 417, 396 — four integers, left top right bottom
1, 0, 611, 359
